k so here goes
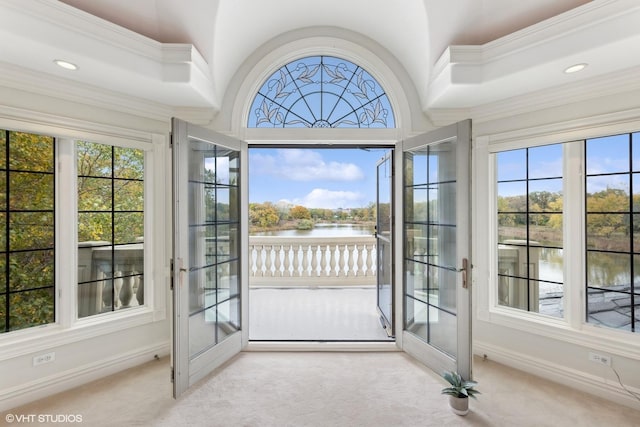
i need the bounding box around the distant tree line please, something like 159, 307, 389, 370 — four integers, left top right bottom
498, 188, 640, 249
249, 202, 376, 230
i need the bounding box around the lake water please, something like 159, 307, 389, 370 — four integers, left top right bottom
252, 223, 375, 237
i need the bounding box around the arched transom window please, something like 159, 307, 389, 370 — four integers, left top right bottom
248, 56, 395, 128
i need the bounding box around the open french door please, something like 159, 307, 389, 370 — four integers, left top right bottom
401, 120, 472, 379
172, 118, 244, 398
376, 151, 394, 336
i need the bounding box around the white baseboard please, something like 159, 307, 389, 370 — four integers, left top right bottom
0, 342, 170, 412
474, 341, 640, 410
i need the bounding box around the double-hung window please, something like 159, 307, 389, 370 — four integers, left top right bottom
77, 141, 145, 319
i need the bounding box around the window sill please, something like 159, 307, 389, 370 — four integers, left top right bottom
482, 306, 640, 361
0, 307, 161, 361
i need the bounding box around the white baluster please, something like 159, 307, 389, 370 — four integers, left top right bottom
366, 244, 374, 276
302, 244, 310, 277
293, 243, 300, 277
330, 244, 337, 277
248, 245, 255, 276
275, 245, 283, 277
284, 244, 292, 277
341, 244, 356, 276
265, 245, 273, 277
135, 273, 144, 305
311, 244, 319, 276
98, 266, 109, 313
320, 245, 328, 277
114, 271, 123, 308
371, 245, 377, 276
356, 244, 364, 277
119, 272, 134, 307
256, 245, 264, 276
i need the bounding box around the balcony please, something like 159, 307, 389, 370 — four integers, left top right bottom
247, 235, 390, 340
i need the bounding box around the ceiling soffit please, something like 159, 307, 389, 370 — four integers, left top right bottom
427, 0, 640, 118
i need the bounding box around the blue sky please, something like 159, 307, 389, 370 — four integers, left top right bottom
249, 148, 390, 209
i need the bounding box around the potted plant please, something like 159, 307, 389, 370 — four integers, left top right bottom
441, 371, 480, 416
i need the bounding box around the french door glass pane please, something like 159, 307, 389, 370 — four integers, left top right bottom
187, 140, 240, 359
404, 139, 458, 355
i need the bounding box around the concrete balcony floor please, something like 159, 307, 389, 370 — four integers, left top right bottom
249, 286, 392, 341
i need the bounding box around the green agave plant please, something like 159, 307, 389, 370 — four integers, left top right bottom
441, 371, 480, 399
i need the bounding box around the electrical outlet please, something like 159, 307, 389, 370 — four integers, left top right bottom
33, 352, 55, 366
588, 351, 611, 366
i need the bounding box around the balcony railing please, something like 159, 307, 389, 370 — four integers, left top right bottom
249, 236, 377, 286
78, 241, 144, 318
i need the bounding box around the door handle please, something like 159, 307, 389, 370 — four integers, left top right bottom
461, 258, 469, 289
178, 258, 187, 288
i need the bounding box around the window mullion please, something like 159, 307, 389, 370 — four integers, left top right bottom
564, 141, 584, 329
56, 138, 77, 328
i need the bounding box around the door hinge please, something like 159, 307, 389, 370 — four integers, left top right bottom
171, 367, 174, 383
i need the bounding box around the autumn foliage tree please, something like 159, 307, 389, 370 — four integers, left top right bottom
249, 202, 280, 228
289, 205, 311, 220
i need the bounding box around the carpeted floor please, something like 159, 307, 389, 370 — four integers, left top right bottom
3, 352, 640, 426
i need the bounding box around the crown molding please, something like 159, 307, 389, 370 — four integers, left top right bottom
0, 0, 218, 110
0, 62, 172, 122
471, 65, 640, 124
427, 0, 640, 112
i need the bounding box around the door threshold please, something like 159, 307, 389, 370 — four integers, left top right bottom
245, 341, 399, 352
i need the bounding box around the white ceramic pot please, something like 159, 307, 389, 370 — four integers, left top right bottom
449, 395, 469, 416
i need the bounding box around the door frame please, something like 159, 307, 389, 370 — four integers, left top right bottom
243, 143, 399, 351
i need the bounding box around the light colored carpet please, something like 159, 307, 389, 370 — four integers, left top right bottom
3, 352, 640, 426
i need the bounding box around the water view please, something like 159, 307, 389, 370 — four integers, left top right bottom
252, 223, 375, 237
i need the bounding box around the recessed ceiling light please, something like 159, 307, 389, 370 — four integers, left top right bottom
54, 59, 78, 71
564, 63, 587, 74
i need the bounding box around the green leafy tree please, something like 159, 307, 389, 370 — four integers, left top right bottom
77, 142, 144, 244
1, 131, 56, 332
586, 188, 628, 238
309, 208, 334, 221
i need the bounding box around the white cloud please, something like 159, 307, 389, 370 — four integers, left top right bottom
287, 188, 365, 209
250, 149, 363, 181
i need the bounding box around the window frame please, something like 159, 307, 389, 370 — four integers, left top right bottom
0, 130, 57, 334
0, 110, 166, 361
584, 133, 640, 333
75, 141, 146, 320
475, 113, 640, 360
495, 144, 565, 317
